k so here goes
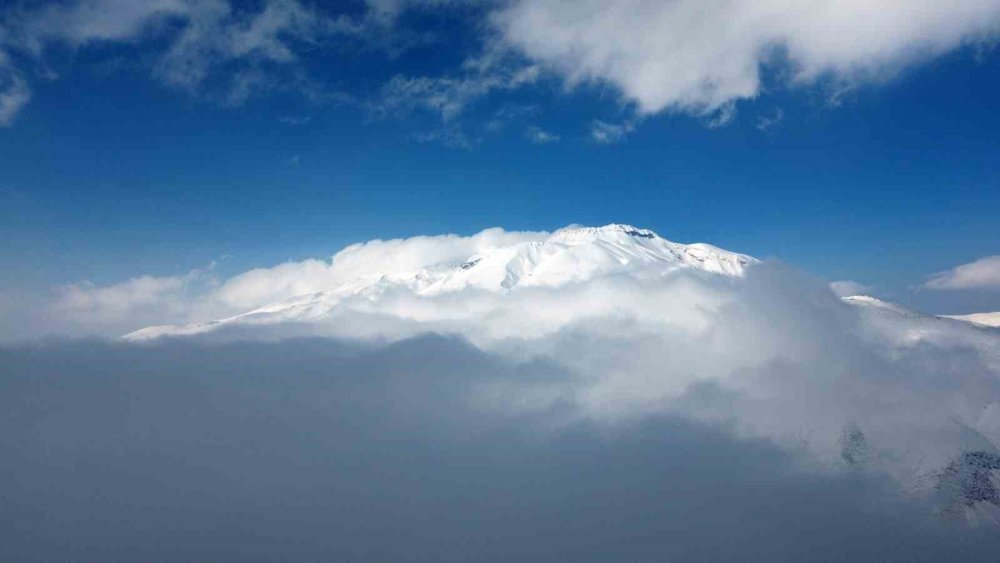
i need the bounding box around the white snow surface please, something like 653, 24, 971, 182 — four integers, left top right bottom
126, 224, 756, 340
944, 312, 1000, 328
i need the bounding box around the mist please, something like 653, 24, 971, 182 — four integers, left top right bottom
3, 335, 1000, 562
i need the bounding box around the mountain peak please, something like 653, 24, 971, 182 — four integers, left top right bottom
126, 224, 757, 340
549, 223, 657, 243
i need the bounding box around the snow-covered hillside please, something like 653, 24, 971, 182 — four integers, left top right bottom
126, 224, 756, 340
944, 312, 1000, 328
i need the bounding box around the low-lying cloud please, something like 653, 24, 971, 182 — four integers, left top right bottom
8, 226, 1000, 558
3, 335, 1000, 561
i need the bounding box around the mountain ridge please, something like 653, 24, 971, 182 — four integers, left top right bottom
126, 224, 756, 340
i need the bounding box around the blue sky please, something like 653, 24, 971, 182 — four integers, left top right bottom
1, 0, 1000, 330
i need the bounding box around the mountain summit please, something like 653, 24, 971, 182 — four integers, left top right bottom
126, 224, 756, 340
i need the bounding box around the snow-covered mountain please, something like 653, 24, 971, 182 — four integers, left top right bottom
126, 224, 757, 340
121, 224, 1000, 520
843, 295, 1000, 334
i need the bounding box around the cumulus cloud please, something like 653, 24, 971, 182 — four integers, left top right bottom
494, 0, 1000, 117
39, 227, 549, 335
925, 255, 1000, 290
4, 336, 1000, 561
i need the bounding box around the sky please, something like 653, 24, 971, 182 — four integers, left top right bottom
1, 0, 999, 336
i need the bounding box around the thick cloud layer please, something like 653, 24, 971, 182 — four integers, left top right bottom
4, 336, 1000, 562
8, 227, 1000, 558
35, 228, 1000, 489
163, 263, 1000, 486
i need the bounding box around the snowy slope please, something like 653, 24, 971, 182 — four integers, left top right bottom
944, 312, 1000, 328
841, 295, 921, 317
126, 224, 756, 340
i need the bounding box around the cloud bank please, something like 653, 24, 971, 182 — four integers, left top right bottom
36, 227, 1000, 511
494, 0, 1000, 116
7, 226, 1000, 557
3, 336, 1000, 561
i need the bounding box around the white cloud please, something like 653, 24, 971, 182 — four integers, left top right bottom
494, 0, 1000, 117
153, 0, 327, 92
8, 225, 1000, 522
704, 102, 737, 129
924, 255, 1000, 290
0, 0, 399, 120
6, 337, 1000, 558
525, 124, 559, 144
377, 51, 541, 122
7, 0, 191, 52
0, 68, 30, 126
43, 228, 548, 333
53, 267, 225, 329
410, 125, 478, 150
756, 106, 785, 132
589, 119, 634, 144
215, 227, 546, 309
830, 280, 871, 297
21, 231, 1000, 520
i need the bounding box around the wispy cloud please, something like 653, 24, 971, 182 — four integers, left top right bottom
756, 106, 785, 132
410, 125, 477, 150
590, 119, 634, 144
705, 102, 737, 129
0, 65, 30, 126
278, 114, 311, 125
484, 103, 539, 132
0, 0, 407, 122
375, 51, 541, 123
924, 255, 1000, 290
525, 124, 559, 144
